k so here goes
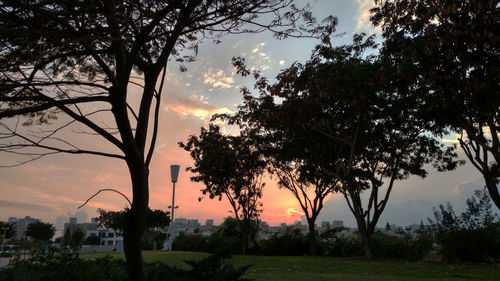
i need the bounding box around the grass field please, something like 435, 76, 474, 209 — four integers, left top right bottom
81, 251, 500, 281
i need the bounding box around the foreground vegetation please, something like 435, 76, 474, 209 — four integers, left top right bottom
79, 251, 500, 281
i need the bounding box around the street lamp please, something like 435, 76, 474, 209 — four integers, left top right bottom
166, 164, 180, 250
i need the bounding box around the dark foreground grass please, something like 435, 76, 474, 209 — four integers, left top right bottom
81, 251, 500, 281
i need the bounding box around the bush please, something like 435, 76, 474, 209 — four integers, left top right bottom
429, 189, 500, 262
147, 251, 251, 281
0, 248, 252, 281
172, 233, 207, 252
203, 218, 245, 255
438, 226, 500, 262
204, 233, 243, 255
259, 227, 309, 256
0, 252, 12, 258
0, 249, 128, 281
320, 228, 363, 257
371, 230, 433, 261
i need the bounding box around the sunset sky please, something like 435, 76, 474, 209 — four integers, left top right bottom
0, 0, 490, 236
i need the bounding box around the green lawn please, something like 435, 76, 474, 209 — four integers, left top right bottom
81, 251, 500, 281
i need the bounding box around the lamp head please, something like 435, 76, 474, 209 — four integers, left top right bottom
170, 165, 180, 183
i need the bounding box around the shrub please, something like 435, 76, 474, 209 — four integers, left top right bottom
0, 252, 12, 258
320, 228, 363, 257
429, 189, 500, 262
203, 218, 245, 255
172, 233, 207, 252
371, 230, 433, 261
437, 226, 500, 262
0, 249, 128, 281
259, 227, 309, 256
0, 248, 252, 281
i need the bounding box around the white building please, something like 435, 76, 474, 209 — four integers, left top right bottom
63, 217, 123, 251
8, 216, 40, 240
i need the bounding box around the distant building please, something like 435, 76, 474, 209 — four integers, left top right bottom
321, 221, 331, 229
164, 218, 215, 239
8, 216, 40, 240
187, 219, 201, 228
332, 220, 344, 228
63, 217, 122, 249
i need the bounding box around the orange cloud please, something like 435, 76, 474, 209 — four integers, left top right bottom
166, 104, 233, 120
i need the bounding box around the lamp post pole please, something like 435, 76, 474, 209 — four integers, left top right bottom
1, 226, 7, 252
167, 165, 180, 251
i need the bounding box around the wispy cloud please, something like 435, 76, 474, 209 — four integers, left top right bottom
354, 0, 378, 33
167, 105, 233, 120
286, 207, 304, 217
0, 199, 57, 213
164, 92, 234, 120
203, 68, 234, 89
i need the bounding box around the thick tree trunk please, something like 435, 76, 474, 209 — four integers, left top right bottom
241, 221, 249, 255
360, 232, 373, 259
354, 210, 374, 259
123, 163, 149, 281
307, 220, 317, 255
355, 219, 373, 259
484, 173, 500, 210
124, 209, 147, 281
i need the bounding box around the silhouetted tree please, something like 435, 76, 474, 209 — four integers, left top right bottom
429, 189, 500, 261
26, 221, 55, 243
371, 0, 500, 209
85, 233, 101, 246
0, 1, 336, 279
68, 227, 86, 252
97, 208, 170, 232
0, 221, 15, 241
230, 34, 460, 258
180, 125, 266, 255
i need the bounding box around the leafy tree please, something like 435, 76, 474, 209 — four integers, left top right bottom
85, 233, 101, 246
26, 222, 55, 243
0, 221, 15, 242
97, 207, 169, 250
231, 35, 459, 258
429, 189, 500, 262
180, 125, 266, 255
68, 227, 86, 252
97, 208, 170, 232
0, 1, 334, 279
371, 0, 500, 209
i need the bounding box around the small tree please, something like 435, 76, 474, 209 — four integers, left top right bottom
68, 227, 86, 252
181, 125, 266, 255
85, 233, 101, 246
26, 221, 55, 247
0, 221, 15, 243
97, 207, 170, 250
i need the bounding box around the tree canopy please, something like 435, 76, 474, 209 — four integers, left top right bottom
371, 0, 500, 208
0, 221, 15, 241
97, 207, 170, 231
180, 124, 266, 254
26, 221, 55, 242
230, 34, 460, 257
